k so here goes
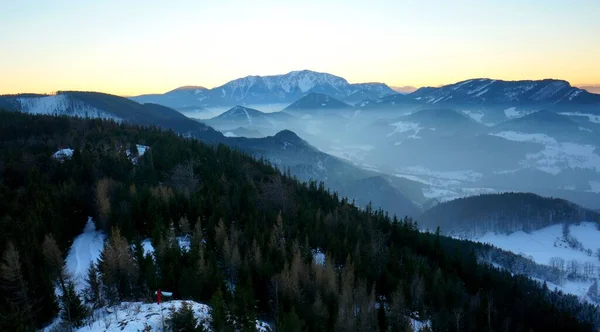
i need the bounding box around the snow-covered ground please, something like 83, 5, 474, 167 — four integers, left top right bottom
65, 217, 106, 292
490, 131, 600, 174
45, 300, 270, 332
476, 223, 600, 268
474, 222, 600, 302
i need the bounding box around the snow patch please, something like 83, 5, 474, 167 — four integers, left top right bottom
65, 217, 106, 292
387, 121, 422, 137
559, 112, 600, 124
312, 249, 325, 266
503, 107, 521, 119
462, 110, 485, 123
53, 148, 74, 161
47, 300, 271, 332
588, 181, 600, 193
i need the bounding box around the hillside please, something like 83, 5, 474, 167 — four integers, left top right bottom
419, 192, 600, 236
0, 111, 597, 331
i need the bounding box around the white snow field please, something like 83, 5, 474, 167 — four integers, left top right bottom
65, 217, 106, 292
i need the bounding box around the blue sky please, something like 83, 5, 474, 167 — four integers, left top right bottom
1, 0, 599, 95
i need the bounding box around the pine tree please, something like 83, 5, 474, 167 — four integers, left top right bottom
210, 288, 233, 332
167, 301, 204, 332
60, 280, 88, 329
84, 262, 103, 308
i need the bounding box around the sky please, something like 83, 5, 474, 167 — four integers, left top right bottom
1, 0, 599, 96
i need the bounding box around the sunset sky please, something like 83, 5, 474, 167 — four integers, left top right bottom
1, 0, 599, 96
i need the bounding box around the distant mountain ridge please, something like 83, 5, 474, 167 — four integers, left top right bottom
361, 78, 600, 122
130, 70, 397, 109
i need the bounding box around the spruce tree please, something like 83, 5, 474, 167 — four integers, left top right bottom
60, 280, 88, 329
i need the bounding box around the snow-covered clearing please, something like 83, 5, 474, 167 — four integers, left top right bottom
490, 131, 600, 174
65, 217, 106, 292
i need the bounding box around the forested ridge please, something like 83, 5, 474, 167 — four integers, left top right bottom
0, 111, 598, 331
420, 192, 600, 237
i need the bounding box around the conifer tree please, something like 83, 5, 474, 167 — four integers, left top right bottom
0, 243, 34, 331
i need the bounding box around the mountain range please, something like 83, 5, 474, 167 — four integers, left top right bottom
3, 71, 600, 212
130, 70, 397, 109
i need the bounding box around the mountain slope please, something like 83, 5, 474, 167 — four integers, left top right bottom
0, 92, 225, 142
228, 130, 421, 217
